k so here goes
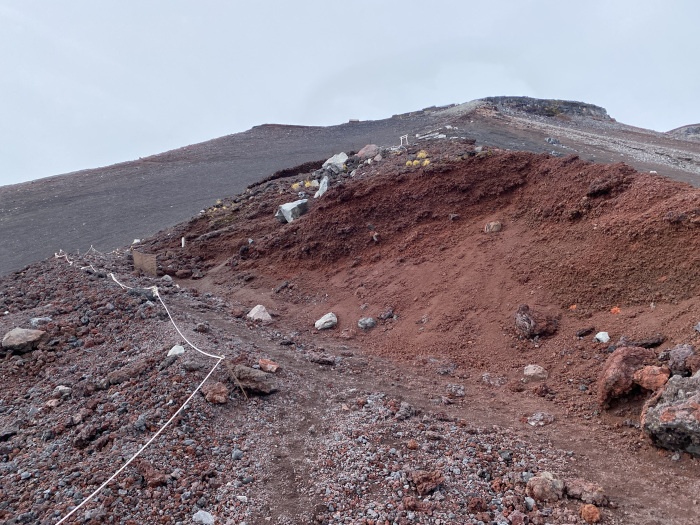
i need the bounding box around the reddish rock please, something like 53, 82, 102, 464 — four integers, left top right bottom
258, 358, 279, 373
597, 346, 657, 407
357, 144, 380, 159
526, 471, 564, 502
507, 510, 527, 525
410, 470, 445, 496
137, 460, 168, 487
514, 305, 559, 338
633, 365, 670, 392
565, 478, 608, 506
580, 503, 601, 523
202, 381, 229, 404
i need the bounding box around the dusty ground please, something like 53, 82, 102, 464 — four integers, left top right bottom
3, 138, 700, 524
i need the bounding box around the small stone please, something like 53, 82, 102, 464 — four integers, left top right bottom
484, 221, 502, 233
201, 382, 229, 404
167, 345, 185, 357
514, 305, 558, 338
275, 199, 309, 223
192, 510, 215, 525
247, 305, 272, 322
357, 317, 376, 330
406, 439, 419, 450
527, 412, 555, 426
315, 312, 338, 330
523, 364, 548, 383
29, 317, 52, 328
314, 176, 329, 199
51, 385, 72, 399
594, 332, 610, 343
579, 503, 601, 523
232, 449, 244, 460
258, 358, 279, 373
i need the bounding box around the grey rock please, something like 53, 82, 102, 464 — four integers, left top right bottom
51, 385, 72, 399
227, 364, 277, 395
642, 371, 700, 457
29, 317, 52, 328
314, 176, 329, 199
315, 312, 337, 330
357, 317, 376, 330
484, 221, 502, 233
2, 327, 47, 353
274, 199, 309, 223
231, 448, 244, 460
523, 364, 548, 383
323, 152, 348, 170
168, 345, 186, 357
192, 510, 215, 524
668, 343, 696, 376
247, 305, 272, 322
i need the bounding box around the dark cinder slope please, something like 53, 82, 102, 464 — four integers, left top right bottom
2, 97, 700, 276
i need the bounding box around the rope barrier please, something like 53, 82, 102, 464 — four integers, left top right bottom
47, 252, 226, 524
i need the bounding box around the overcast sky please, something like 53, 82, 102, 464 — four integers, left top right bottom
1, 0, 698, 187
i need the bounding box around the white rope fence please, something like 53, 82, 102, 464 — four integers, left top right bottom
50, 251, 225, 524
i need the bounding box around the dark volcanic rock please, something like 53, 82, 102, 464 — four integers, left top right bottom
642, 371, 700, 457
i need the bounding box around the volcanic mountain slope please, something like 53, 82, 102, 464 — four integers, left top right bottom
2, 96, 700, 276
4, 139, 700, 523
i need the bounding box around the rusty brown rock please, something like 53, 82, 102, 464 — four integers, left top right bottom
633, 365, 670, 392
565, 478, 609, 506
580, 503, 601, 523
202, 381, 229, 404
597, 346, 657, 407
410, 470, 445, 496
526, 471, 564, 502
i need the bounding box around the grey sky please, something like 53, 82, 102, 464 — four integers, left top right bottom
1, 0, 698, 186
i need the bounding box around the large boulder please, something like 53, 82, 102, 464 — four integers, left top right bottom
357, 144, 380, 159
642, 371, 700, 457
275, 199, 308, 223
2, 327, 47, 354
322, 152, 348, 170
227, 364, 277, 395
514, 305, 558, 338
597, 346, 656, 407
526, 471, 564, 502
